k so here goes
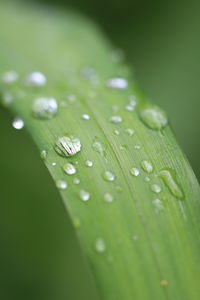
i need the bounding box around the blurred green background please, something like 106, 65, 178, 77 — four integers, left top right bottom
1, 0, 200, 299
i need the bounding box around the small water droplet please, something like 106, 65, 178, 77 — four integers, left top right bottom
120, 144, 127, 150
107, 77, 128, 90
109, 115, 123, 124
40, 150, 47, 160
92, 138, 106, 157
125, 105, 134, 111
134, 145, 141, 150
104, 193, 114, 203
125, 128, 135, 136
62, 163, 76, 175
56, 179, 68, 190
95, 238, 106, 253
55, 134, 81, 157
26, 72, 46, 87
2, 71, 18, 83
85, 160, 93, 167
82, 114, 90, 120
139, 105, 168, 131
2, 92, 14, 106
73, 177, 80, 184
102, 170, 115, 182
129, 95, 137, 107
115, 185, 123, 193
111, 105, 118, 112
67, 94, 76, 102
144, 176, 150, 182
79, 189, 90, 201
32, 97, 58, 119
152, 199, 164, 213
12, 117, 24, 130
73, 217, 81, 229
151, 184, 161, 194
132, 234, 139, 241
159, 169, 184, 200
113, 129, 120, 135
141, 160, 153, 173
130, 167, 140, 177
52, 162, 57, 166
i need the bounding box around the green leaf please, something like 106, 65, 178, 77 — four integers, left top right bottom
1, 1, 200, 299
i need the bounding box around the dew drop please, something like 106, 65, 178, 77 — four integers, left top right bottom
125, 128, 135, 136
125, 105, 134, 111
159, 169, 184, 200
40, 150, 47, 160
104, 193, 114, 203
102, 170, 115, 182
2, 71, 18, 83
56, 179, 68, 190
139, 105, 168, 131
134, 145, 141, 150
52, 162, 57, 166
85, 160, 93, 167
82, 114, 90, 120
120, 144, 127, 151
95, 238, 106, 253
26, 72, 46, 87
92, 138, 106, 157
12, 117, 24, 130
115, 185, 123, 193
32, 97, 58, 119
152, 199, 164, 213
141, 160, 153, 173
111, 105, 118, 112
67, 94, 76, 102
113, 129, 120, 135
2, 92, 14, 105
132, 234, 139, 241
130, 167, 140, 177
144, 176, 150, 182
62, 163, 76, 175
79, 189, 90, 201
129, 95, 137, 107
55, 134, 81, 157
151, 184, 162, 194
106, 77, 128, 90
73, 217, 81, 229
109, 115, 123, 124
73, 177, 80, 184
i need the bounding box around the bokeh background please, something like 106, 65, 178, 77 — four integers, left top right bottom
1, 0, 200, 299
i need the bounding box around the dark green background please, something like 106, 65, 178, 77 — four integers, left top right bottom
1, 0, 199, 299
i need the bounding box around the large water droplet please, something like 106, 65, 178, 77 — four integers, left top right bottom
141, 160, 153, 173
12, 117, 24, 130
2, 71, 18, 84
95, 238, 106, 253
106, 77, 128, 90
104, 193, 114, 203
130, 167, 140, 177
55, 134, 81, 157
56, 179, 68, 190
32, 97, 58, 119
109, 115, 123, 124
62, 162, 76, 175
151, 184, 161, 194
26, 72, 46, 87
139, 105, 168, 130
102, 170, 115, 182
79, 189, 90, 201
159, 169, 184, 200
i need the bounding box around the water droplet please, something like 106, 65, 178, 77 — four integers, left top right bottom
52, 162, 57, 166
132, 234, 139, 241
79, 189, 90, 201
144, 176, 150, 182
62, 163, 76, 175
160, 280, 168, 287
82, 114, 90, 120
106, 77, 128, 90
104, 193, 114, 203
56, 179, 68, 190
67, 94, 76, 102
113, 129, 120, 135
95, 238, 106, 253
152, 199, 164, 213
2, 92, 14, 105
134, 145, 141, 150
92, 138, 106, 157
159, 169, 184, 200
125, 105, 134, 111
141, 160, 153, 173
125, 128, 135, 136
85, 160, 93, 167
102, 170, 115, 182
129, 95, 137, 107
115, 185, 123, 193
151, 184, 161, 194
109, 115, 123, 124
73, 217, 81, 229
40, 150, 47, 160
26, 72, 46, 87
120, 144, 127, 151
32, 97, 58, 119
73, 177, 80, 184
12, 117, 24, 130
130, 167, 140, 177
139, 105, 168, 131
2, 71, 18, 83
55, 134, 81, 157
111, 105, 118, 112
